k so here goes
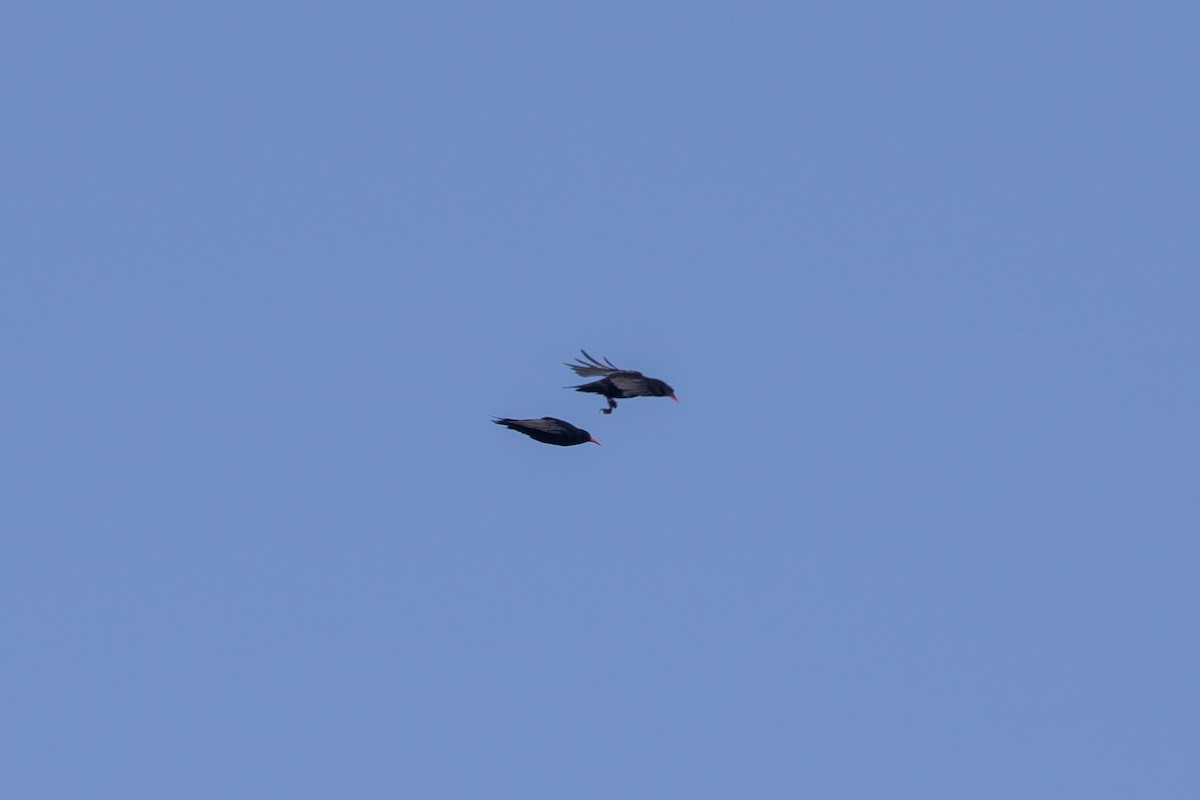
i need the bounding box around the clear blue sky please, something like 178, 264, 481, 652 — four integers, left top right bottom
4, 2, 1198, 797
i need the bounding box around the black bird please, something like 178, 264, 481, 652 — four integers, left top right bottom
565, 350, 679, 414
493, 417, 601, 447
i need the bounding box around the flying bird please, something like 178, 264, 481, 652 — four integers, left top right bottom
565, 349, 679, 414
492, 417, 601, 447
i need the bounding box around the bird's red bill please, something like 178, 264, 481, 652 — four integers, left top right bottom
671, 394, 680, 403
589, 437, 602, 446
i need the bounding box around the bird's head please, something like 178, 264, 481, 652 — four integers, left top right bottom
647, 378, 679, 403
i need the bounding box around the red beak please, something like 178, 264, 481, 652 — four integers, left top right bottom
671, 394, 680, 404
589, 437, 602, 446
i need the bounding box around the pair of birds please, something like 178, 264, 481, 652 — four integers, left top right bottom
494, 350, 679, 447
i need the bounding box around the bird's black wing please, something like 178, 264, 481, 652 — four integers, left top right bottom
517, 417, 578, 435
565, 349, 642, 379
606, 373, 654, 395
494, 417, 558, 432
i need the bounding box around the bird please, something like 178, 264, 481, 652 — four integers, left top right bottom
564, 349, 679, 414
492, 417, 601, 447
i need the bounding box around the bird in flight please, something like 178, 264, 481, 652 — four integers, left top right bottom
492, 417, 601, 447
564, 350, 679, 414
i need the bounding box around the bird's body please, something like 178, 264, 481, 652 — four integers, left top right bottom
492, 417, 601, 447
565, 350, 679, 414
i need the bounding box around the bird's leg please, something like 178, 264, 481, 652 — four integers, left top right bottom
602, 398, 618, 414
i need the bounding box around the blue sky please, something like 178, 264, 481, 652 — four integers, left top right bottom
3, 2, 1198, 797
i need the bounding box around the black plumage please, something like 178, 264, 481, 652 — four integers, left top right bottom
492, 417, 601, 447
565, 350, 679, 414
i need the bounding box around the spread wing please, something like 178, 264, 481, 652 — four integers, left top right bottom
565, 349, 642, 379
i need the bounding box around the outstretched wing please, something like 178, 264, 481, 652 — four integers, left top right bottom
564, 349, 641, 379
